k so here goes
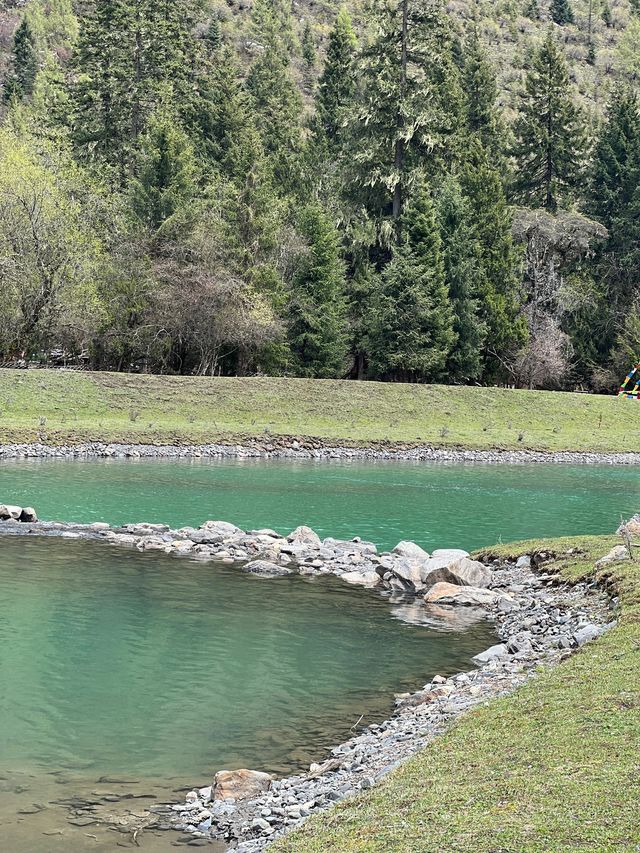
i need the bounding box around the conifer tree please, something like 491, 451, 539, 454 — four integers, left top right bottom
3, 19, 38, 104
462, 29, 504, 157
437, 177, 486, 382
550, 0, 575, 25
301, 21, 316, 86
368, 183, 455, 382
288, 204, 349, 377
315, 8, 357, 145
131, 115, 197, 233
343, 0, 464, 230
246, 0, 303, 193
525, 0, 540, 19
512, 32, 586, 211
460, 141, 527, 376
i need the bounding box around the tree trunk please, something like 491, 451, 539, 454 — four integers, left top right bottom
392, 0, 408, 222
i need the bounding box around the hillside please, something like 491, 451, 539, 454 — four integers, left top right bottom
1, 369, 639, 451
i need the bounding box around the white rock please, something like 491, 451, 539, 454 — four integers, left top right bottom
392, 541, 430, 560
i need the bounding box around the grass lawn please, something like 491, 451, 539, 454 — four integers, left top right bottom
0, 369, 639, 451
271, 535, 640, 853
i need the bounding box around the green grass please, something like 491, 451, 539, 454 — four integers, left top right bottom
271, 535, 640, 853
0, 369, 639, 451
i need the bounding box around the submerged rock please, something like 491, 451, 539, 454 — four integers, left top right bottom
242, 560, 293, 577
340, 570, 380, 587
213, 769, 272, 801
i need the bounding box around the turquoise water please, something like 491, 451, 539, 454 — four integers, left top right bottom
0, 535, 492, 781
0, 458, 639, 551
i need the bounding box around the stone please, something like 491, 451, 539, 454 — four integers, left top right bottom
201, 520, 243, 538
595, 545, 629, 568
431, 548, 469, 561
422, 557, 491, 590
390, 558, 428, 589
242, 560, 293, 577
473, 643, 509, 663
424, 582, 511, 607
516, 555, 531, 568
573, 623, 603, 646
0, 504, 22, 520
340, 570, 379, 587
213, 769, 272, 802
19, 507, 38, 522
392, 541, 430, 560
287, 526, 321, 547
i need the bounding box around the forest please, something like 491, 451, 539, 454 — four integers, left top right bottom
0, 0, 639, 390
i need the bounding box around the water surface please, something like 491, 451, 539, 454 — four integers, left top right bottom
1, 457, 638, 550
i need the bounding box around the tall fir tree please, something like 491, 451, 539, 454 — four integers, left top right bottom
343, 0, 464, 234
368, 183, 455, 381
511, 31, 586, 211
3, 19, 38, 104
461, 28, 504, 159
437, 176, 486, 382
315, 8, 357, 145
460, 141, 527, 377
246, 0, 303, 194
288, 204, 349, 377
550, 0, 575, 24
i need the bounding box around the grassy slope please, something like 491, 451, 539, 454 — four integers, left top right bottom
0, 368, 639, 451
272, 535, 640, 853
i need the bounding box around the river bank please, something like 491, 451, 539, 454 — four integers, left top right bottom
0, 510, 623, 850
3, 440, 640, 465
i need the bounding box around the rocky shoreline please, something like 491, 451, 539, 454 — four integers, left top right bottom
2, 439, 640, 465
0, 505, 619, 850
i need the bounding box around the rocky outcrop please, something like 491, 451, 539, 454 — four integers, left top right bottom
242, 560, 294, 578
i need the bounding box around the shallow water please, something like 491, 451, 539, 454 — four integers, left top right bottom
0, 535, 493, 849
1, 457, 639, 551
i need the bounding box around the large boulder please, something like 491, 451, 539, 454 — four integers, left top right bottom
242, 560, 293, 577
390, 558, 429, 589
392, 541, 430, 560
287, 526, 322, 547
0, 504, 22, 520
424, 582, 511, 607
422, 557, 492, 590
213, 769, 272, 801
431, 548, 469, 561
201, 520, 243, 538
19, 507, 38, 523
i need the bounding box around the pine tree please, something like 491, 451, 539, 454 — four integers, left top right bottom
288, 204, 349, 377
131, 115, 197, 233
512, 32, 586, 211
461, 29, 504, 157
3, 19, 38, 104
550, 0, 575, 25
301, 21, 316, 86
315, 8, 357, 145
525, 0, 540, 19
204, 17, 221, 52
368, 183, 455, 382
460, 140, 527, 377
343, 0, 464, 230
71, 0, 200, 180
437, 177, 486, 382
246, 0, 303, 193
602, 2, 613, 26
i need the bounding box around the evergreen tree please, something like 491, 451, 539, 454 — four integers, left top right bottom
368, 183, 455, 381
343, 0, 464, 231
550, 0, 575, 25
131, 115, 197, 233
437, 177, 486, 382
525, 0, 540, 19
301, 21, 316, 86
246, 0, 303, 193
460, 141, 527, 377
512, 32, 586, 211
3, 19, 38, 104
204, 17, 222, 52
602, 2, 613, 26
315, 8, 357, 145
71, 0, 200, 180
461, 29, 504, 157
288, 204, 349, 377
